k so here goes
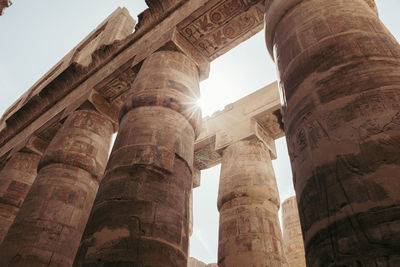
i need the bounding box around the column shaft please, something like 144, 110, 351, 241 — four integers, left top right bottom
265, 0, 400, 265
74, 50, 201, 266
0, 109, 113, 267
282, 196, 306, 267
217, 140, 286, 267
0, 152, 41, 244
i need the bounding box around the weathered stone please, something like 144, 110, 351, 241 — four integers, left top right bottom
194, 82, 283, 171
74, 50, 201, 266
0, 7, 134, 163
0, 109, 114, 266
265, 0, 400, 265
177, 0, 265, 60
282, 196, 306, 267
218, 140, 286, 267
188, 257, 218, 267
0, 0, 11, 15
189, 257, 207, 267
0, 151, 41, 244
0, 0, 268, 168
189, 188, 194, 238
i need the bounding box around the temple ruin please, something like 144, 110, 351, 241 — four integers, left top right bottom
0, 0, 399, 266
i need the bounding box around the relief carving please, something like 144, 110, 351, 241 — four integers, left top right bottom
178, 0, 264, 59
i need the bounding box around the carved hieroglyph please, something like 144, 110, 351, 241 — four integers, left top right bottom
0, 0, 267, 174
265, 0, 400, 265
282, 196, 306, 267
74, 50, 201, 266
0, 152, 41, 244
0, 1, 285, 265
0, 7, 135, 169
218, 139, 287, 267
0, 109, 114, 266
178, 0, 265, 60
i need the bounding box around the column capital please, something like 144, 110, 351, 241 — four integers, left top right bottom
87, 90, 120, 132
38, 109, 114, 180
163, 28, 211, 81
215, 119, 276, 159
119, 50, 203, 138
194, 82, 283, 171
8, 135, 48, 158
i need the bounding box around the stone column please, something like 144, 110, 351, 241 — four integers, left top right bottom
282, 196, 306, 267
0, 108, 114, 267
74, 50, 201, 266
265, 0, 400, 265
217, 139, 286, 267
0, 151, 41, 244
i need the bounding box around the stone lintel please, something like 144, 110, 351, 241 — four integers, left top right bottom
0, 7, 135, 162
87, 91, 120, 131
194, 81, 283, 170
215, 119, 276, 158
177, 0, 265, 61
0, 0, 269, 167
135, 0, 189, 35
9, 135, 48, 158
0, 7, 134, 130
169, 29, 210, 81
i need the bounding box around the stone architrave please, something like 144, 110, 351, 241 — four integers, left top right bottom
265, 0, 400, 265
218, 139, 287, 267
73, 50, 202, 266
0, 109, 114, 266
0, 151, 41, 244
282, 196, 306, 267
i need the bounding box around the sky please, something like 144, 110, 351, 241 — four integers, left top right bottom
0, 0, 399, 264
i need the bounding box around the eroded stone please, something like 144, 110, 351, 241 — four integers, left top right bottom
0, 109, 113, 266
217, 140, 287, 267
282, 196, 306, 267
74, 50, 200, 266
0, 152, 41, 244
265, 0, 400, 265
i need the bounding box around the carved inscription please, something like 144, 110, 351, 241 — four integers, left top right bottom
178, 0, 264, 59
287, 90, 400, 163
95, 68, 136, 102
0, 181, 29, 208
70, 110, 112, 137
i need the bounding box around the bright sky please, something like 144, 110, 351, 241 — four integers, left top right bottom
0, 0, 399, 264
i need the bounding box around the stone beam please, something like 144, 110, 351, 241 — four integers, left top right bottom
177, 0, 265, 61
0, 7, 135, 166
0, 0, 266, 169
194, 81, 283, 170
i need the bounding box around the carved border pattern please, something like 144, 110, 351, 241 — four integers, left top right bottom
178, 0, 264, 59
